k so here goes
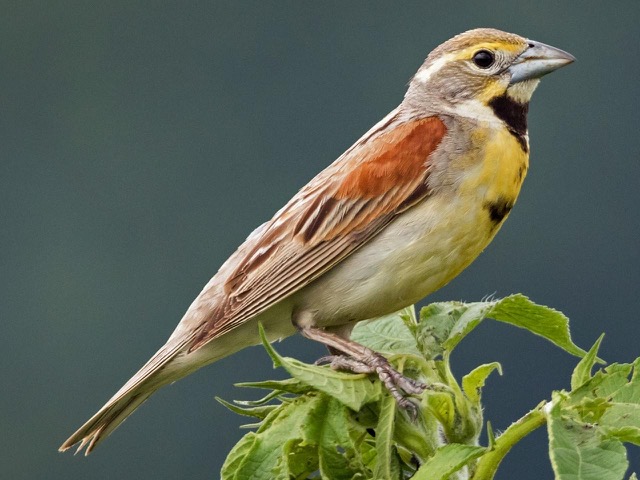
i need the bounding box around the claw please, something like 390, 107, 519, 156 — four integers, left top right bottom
314, 355, 334, 366
398, 397, 421, 422
300, 326, 427, 416
316, 352, 427, 416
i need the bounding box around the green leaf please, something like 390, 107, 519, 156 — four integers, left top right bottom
462, 362, 502, 404
603, 425, 640, 445
221, 298, 608, 480
233, 389, 282, 407
426, 388, 457, 434
374, 393, 400, 480
215, 396, 277, 420
220, 432, 258, 479
281, 439, 317, 479
317, 398, 373, 480
552, 359, 640, 479
415, 295, 589, 359
411, 444, 486, 480
392, 405, 440, 463
259, 323, 381, 410
548, 399, 628, 480
278, 357, 381, 411
351, 307, 422, 357
597, 360, 640, 446
221, 394, 324, 480
235, 377, 311, 395
223, 392, 376, 480
571, 396, 612, 424
415, 302, 493, 358
441, 303, 496, 353
572, 334, 605, 390
486, 294, 588, 359
486, 421, 496, 449
569, 363, 634, 406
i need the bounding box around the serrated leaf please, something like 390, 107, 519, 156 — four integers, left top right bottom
235, 377, 311, 395
225, 391, 375, 480
392, 405, 440, 463
596, 360, 640, 445
415, 302, 492, 358
569, 364, 634, 405
280, 440, 317, 479
280, 356, 381, 411
216, 396, 277, 420
222, 299, 604, 480
259, 323, 381, 410
486, 294, 588, 359
351, 307, 422, 357
572, 396, 612, 424
411, 443, 485, 480
317, 398, 373, 480
442, 303, 496, 353
221, 394, 324, 480
462, 362, 502, 404
548, 400, 628, 480
572, 334, 605, 390
234, 389, 284, 407
374, 393, 399, 480
603, 425, 640, 445
486, 421, 496, 449
415, 295, 589, 359
220, 432, 258, 479
427, 390, 457, 434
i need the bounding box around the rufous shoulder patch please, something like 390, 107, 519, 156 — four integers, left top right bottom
336, 117, 447, 199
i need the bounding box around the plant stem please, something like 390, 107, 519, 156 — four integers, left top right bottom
472, 403, 548, 480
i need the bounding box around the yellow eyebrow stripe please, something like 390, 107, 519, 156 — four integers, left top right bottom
453, 42, 524, 60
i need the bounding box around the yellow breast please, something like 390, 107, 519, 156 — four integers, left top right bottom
460, 125, 529, 230
297, 124, 531, 323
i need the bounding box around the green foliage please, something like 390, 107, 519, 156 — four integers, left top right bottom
219, 295, 639, 479
548, 350, 640, 480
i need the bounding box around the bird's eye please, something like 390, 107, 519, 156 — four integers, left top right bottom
472, 50, 495, 68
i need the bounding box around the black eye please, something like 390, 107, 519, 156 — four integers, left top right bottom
473, 50, 495, 68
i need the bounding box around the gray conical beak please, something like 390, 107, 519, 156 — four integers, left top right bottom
508, 40, 575, 85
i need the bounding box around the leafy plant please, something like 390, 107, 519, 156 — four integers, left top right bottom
218, 294, 639, 479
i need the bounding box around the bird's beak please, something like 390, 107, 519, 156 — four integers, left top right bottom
508, 40, 575, 85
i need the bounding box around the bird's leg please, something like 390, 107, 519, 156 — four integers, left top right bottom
298, 325, 427, 416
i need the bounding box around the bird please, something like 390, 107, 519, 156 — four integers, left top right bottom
60, 28, 574, 455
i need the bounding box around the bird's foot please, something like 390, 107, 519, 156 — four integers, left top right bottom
316, 353, 427, 419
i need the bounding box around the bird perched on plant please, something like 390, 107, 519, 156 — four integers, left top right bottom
60, 28, 574, 454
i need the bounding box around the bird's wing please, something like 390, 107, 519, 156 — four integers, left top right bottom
190, 112, 447, 350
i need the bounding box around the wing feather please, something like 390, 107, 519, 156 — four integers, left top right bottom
190, 113, 447, 349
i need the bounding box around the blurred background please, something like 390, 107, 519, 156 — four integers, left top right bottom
2, 1, 639, 478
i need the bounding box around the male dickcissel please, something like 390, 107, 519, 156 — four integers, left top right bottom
60, 28, 574, 454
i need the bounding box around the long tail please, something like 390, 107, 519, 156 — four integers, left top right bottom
59, 338, 190, 455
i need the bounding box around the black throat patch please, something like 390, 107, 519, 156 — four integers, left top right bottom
489, 94, 529, 153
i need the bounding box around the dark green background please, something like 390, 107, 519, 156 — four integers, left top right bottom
2, 2, 639, 478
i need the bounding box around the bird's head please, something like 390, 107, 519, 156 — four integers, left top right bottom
405, 28, 575, 121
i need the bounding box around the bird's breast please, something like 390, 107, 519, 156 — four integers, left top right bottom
295, 124, 529, 326
459, 123, 529, 229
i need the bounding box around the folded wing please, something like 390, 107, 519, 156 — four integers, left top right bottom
191, 113, 447, 350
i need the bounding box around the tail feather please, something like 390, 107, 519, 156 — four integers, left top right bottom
72, 391, 152, 455
59, 338, 191, 455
